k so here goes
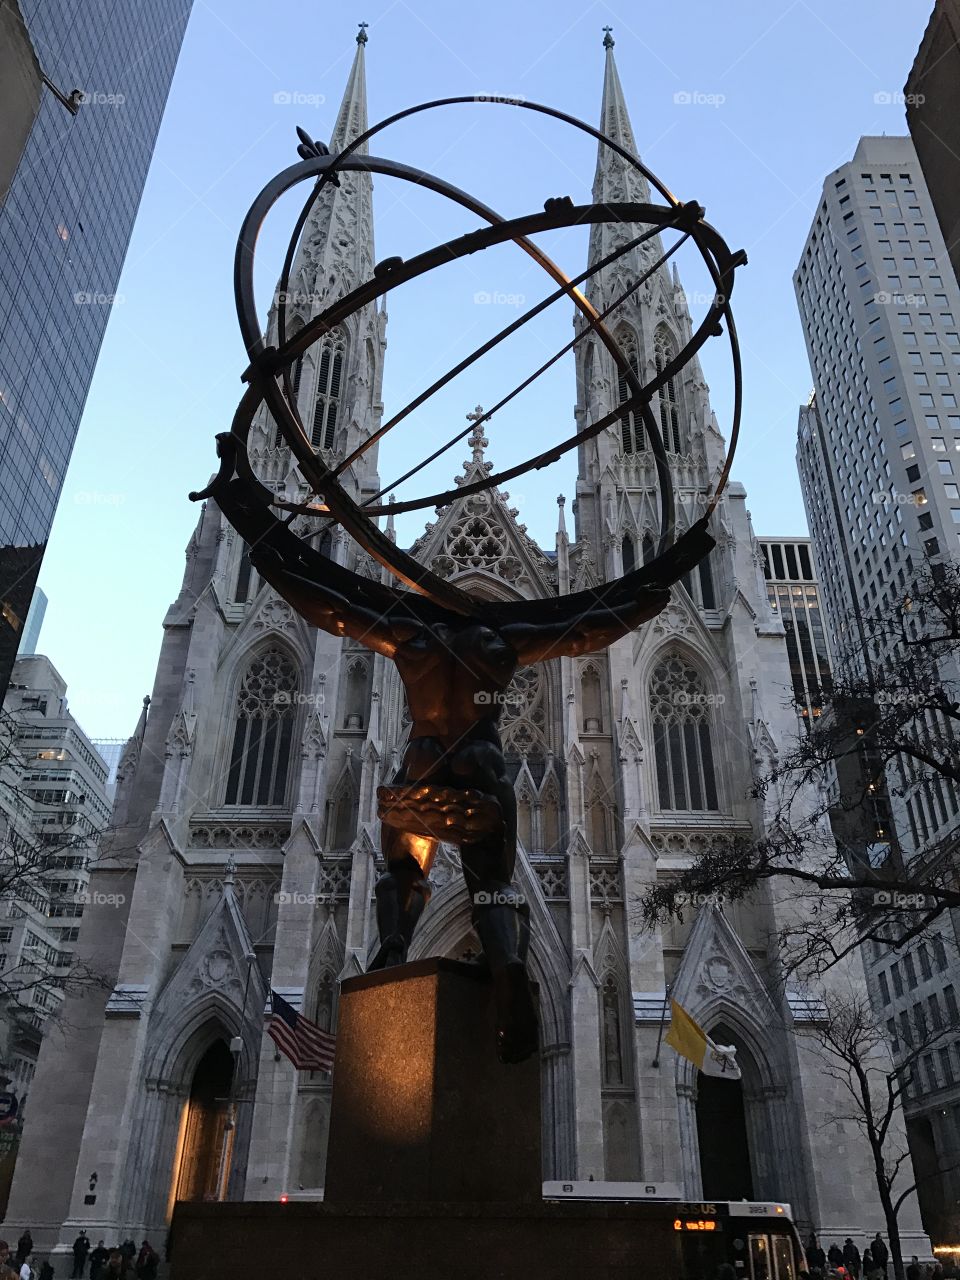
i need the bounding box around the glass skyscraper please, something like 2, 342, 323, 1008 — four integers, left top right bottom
0, 0, 193, 698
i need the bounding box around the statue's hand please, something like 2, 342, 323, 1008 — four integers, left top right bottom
378, 782, 503, 844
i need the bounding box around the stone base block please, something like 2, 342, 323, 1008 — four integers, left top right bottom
169, 1199, 691, 1280
324, 957, 540, 1204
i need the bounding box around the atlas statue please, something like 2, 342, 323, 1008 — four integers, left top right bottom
194, 82, 745, 1064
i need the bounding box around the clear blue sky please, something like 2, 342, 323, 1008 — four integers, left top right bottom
36, 0, 932, 738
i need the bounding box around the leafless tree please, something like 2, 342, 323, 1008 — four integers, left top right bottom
802, 989, 954, 1280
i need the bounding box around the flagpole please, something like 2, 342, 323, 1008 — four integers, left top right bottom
651, 983, 671, 1068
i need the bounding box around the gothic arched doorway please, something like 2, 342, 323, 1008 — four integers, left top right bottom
172, 1039, 235, 1203
696, 1072, 754, 1199
695, 1022, 754, 1200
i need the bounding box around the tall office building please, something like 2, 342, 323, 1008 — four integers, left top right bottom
757, 537, 832, 720
0, 0, 193, 701
0, 654, 111, 1215
795, 136, 960, 1242
795, 134, 960, 842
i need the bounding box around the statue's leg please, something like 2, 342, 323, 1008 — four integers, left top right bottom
452, 741, 537, 1063
369, 740, 442, 971
462, 855, 538, 1063
369, 842, 433, 970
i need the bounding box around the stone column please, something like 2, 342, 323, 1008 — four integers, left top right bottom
568, 949, 604, 1178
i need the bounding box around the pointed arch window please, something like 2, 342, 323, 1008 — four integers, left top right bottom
225, 646, 300, 806
641, 532, 656, 565
541, 775, 561, 855
601, 975, 625, 1085
583, 342, 595, 404
517, 784, 534, 851
274, 339, 305, 448
588, 779, 613, 852
654, 327, 683, 454
680, 553, 717, 610
622, 534, 636, 575
312, 337, 346, 452
326, 772, 357, 850
650, 653, 719, 812
616, 329, 645, 453
234, 541, 253, 604
698, 556, 716, 609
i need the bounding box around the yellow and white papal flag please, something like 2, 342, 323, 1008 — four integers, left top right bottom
665, 999, 741, 1079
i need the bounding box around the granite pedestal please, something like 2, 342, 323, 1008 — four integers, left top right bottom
324, 957, 541, 1203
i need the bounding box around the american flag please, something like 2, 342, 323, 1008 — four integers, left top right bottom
266, 990, 336, 1072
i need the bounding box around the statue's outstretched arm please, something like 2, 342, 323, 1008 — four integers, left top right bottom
506, 518, 715, 662
504, 588, 671, 663
250, 546, 412, 657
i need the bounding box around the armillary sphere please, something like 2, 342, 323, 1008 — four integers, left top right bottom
192, 94, 746, 630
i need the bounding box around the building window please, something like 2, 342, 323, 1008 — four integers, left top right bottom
234, 542, 254, 604
650, 653, 719, 812
945, 984, 959, 1022
622, 534, 636, 575
225, 646, 300, 806
601, 975, 625, 1085
311, 338, 346, 452
615, 328, 644, 454
274, 340, 305, 446
654, 327, 683, 454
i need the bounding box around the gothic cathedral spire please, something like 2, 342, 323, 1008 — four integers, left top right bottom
257, 26, 385, 500
574, 30, 718, 583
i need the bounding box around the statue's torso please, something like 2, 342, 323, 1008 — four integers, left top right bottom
394, 621, 517, 747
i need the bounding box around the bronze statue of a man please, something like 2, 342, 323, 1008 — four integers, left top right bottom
214, 464, 713, 1062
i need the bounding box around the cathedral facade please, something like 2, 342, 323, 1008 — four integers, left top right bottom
3, 30, 927, 1257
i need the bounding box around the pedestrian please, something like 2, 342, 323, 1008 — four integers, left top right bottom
829, 1245, 845, 1270
808, 1234, 827, 1274
71, 1233, 89, 1280
14, 1237, 32, 1270
843, 1239, 862, 1280
0, 1240, 16, 1280
871, 1235, 889, 1279
906, 1257, 922, 1280
87, 1244, 108, 1280
133, 1244, 156, 1280
17, 1255, 33, 1280
87, 1243, 108, 1280
863, 1248, 875, 1278
100, 1255, 127, 1279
